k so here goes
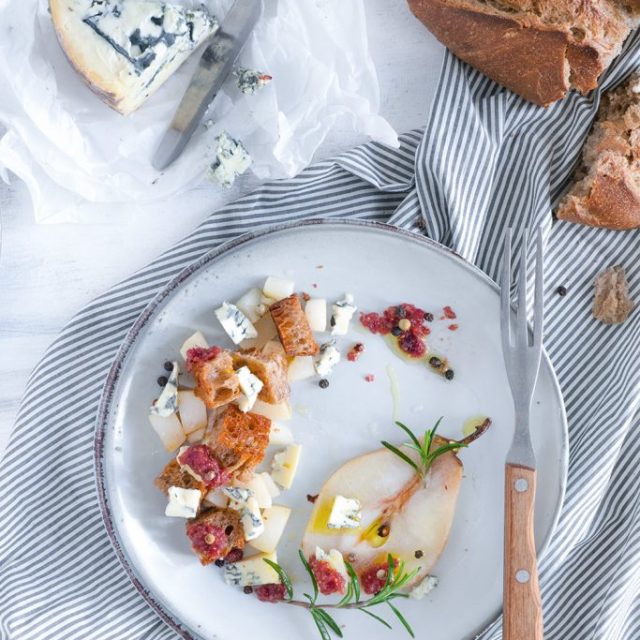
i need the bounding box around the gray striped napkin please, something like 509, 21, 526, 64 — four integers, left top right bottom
2, 30, 640, 640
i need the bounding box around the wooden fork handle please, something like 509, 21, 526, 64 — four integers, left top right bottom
504, 464, 543, 640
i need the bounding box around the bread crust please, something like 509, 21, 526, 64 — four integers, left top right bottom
232, 349, 290, 404
270, 295, 319, 356
192, 350, 241, 409
407, 0, 632, 106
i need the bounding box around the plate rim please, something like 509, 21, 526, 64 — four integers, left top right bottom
94, 217, 569, 640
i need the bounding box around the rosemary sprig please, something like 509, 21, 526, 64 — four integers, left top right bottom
382, 419, 467, 479
263, 553, 417, 640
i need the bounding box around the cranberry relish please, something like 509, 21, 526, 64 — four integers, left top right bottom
308, 555, 347, 595
360, 303, 431, 358
177, 444, 230, 489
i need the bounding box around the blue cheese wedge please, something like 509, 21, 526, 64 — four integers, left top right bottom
208, 132, 252, 188
315, 342, 340, 377
215, 302, 258, 344
165, 486, 201, 518
224, 551, 280, 587
234, 66, 272, 95
149, 361, 179, 417
223, 486, 252, 510
50, 0, 218, 115
331, 294, 357, 335
236, 366, 263, 412
327, 495, 361, 529
240, 496, 265, 541
409, 575, 439, 600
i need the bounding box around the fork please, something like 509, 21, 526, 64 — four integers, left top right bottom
500, 227, 544, 640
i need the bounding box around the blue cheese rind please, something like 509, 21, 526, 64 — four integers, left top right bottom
50, 0, 218, 115
327, 495, 362, 529
215, 302, 258, 344
234, 66, 272, 95
331, 294, 357, 335
208, 132, 252, 188
149, 361, 179, 417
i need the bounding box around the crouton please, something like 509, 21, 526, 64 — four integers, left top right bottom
155, 459, 206, 495
232, 348, 290, 404
191, 349, 241, 409
270, 295, 319, 356
205, 404, 271, 473
185, 507, 245, 565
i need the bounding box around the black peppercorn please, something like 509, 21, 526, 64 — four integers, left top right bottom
214, 559, 224, 567
243, 586, 254, 594
157, 376, 168, 387
414, 550, 424, 559
424, 312, 434, 322
163, 361, 173, 371
556, 285, 567, 297
391, 326, 402, 336
429, 356, 442, 369
319, 379, 329, 389
444, 369, 455, 380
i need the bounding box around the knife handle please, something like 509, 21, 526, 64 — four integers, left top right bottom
504, 463, 543, 640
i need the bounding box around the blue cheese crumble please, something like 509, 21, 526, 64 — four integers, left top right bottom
208, 132, 252, 188
234, 66, 272, 95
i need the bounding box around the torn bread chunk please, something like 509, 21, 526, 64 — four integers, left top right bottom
232, 349, 290, 404
593, 265, 634, 324
155, 458, 206, 496
557, 73, 640, 229
190, 349, 241, 409
270, 294, 319, 356
185, 507, 245, 565
205, 404, 271, 474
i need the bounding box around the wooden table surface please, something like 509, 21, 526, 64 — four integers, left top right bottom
0, 0, 443, 457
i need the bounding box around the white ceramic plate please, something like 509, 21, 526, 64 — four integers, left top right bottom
95, 220, 568, 640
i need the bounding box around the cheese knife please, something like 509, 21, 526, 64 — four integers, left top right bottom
152, 0, 262, 171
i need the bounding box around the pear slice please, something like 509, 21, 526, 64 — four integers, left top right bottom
302, 422, 490, 588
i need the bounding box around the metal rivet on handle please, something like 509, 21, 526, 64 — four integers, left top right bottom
516, 570, 530, 583
514, 478, 529, 492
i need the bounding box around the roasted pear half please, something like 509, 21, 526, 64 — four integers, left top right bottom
302, 420, 490, 588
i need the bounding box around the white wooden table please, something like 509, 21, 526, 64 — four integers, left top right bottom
0, 0, 443, 456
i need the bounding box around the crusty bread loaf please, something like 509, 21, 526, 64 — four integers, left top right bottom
557, 73, 640, 228
593, 265, 634, 323
407, 0, 640, 107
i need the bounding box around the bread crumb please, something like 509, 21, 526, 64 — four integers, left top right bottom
593, 266, 634, 324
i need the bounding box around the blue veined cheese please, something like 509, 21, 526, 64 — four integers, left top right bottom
239, 496, 265, 541
165, 486, 201, 518
409, 575, 439, 600
208, 132, 252, 188
330, 294, 357, 335
223, 486, 252, 510
327, 495, 361, 529
315, 341, 341, 376
236, 366, 263, 412
234, 66, 272, 95
149, 360, 179, 417
224, 551, 280, 587
50, 0, 218, 115
215, 302, 258, 344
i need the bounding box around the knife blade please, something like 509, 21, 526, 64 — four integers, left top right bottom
152, 0, 262, 171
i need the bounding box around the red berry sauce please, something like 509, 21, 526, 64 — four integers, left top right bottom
308, 555, 346, 596
364, 374, 375, 382
186, 522, 228, 562
347, 343, 365, 362
443, 306, 457, 320
360, 558, 399, 595
360, 304, 430, 358
177, 444, 229, 488
224, 547, 244, 563
186, 346, 221, 372
255, 583, 287, 602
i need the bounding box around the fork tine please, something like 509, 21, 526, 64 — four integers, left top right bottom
533, 227, 544, 348
516, 228, 529, 347
500, 228, 513, 351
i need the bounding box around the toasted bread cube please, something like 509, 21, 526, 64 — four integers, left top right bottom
185, 507, 245, 565
205, 404, 271, 474
192, 350, 241, 409
270, 295, 319, 356
232, 348, 289, 404
155, 459, 206, 495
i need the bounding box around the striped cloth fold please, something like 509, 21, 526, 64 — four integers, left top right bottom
2, 31, 640, 640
